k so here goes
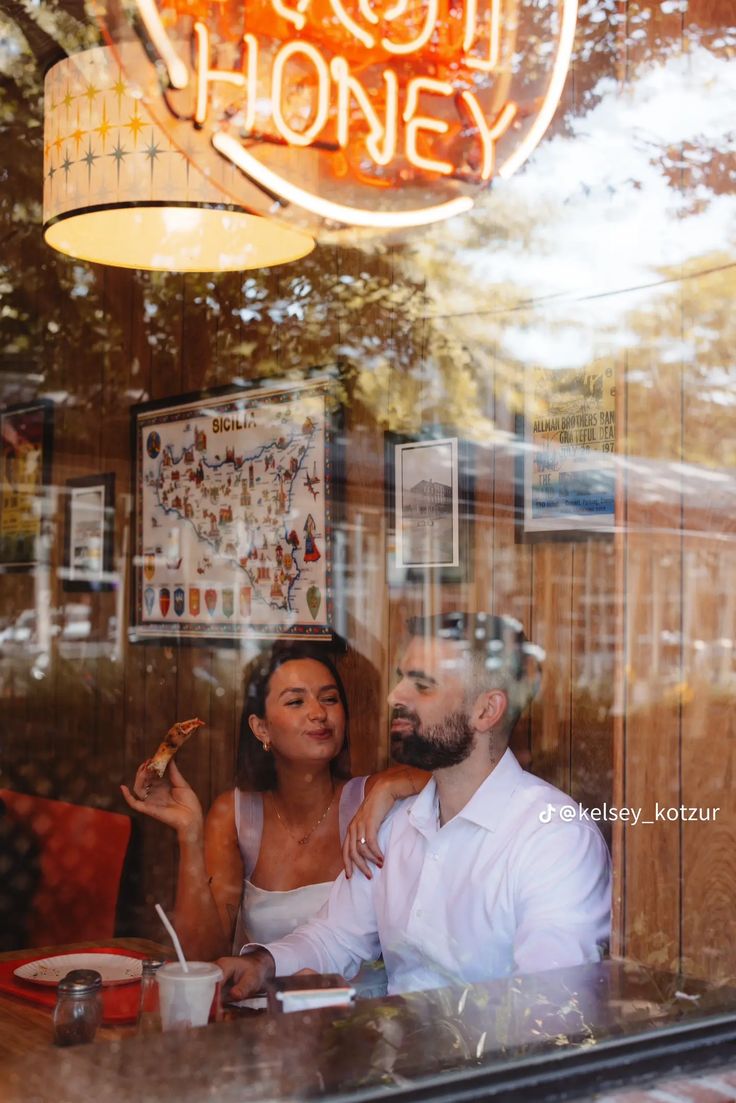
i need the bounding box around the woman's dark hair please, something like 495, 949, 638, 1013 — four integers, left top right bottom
236, 642, 352, 791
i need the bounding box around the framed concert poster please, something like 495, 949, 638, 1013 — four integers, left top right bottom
131, 373, 339, 642
516, 364, 616, 541
62, 473, 116, 592
0, 400, 54, 570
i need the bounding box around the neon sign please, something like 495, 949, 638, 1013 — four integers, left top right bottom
110, 0, 577, 232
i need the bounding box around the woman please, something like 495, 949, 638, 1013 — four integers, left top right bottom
121, 642, 426, 961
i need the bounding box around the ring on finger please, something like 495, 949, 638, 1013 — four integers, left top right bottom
359, 835, 367, 846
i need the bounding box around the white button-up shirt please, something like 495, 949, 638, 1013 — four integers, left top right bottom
257, 750, 612, 994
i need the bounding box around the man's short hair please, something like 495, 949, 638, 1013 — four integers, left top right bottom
406, 611, 545, 736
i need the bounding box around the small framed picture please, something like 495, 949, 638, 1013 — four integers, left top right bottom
0, 400, 54, 570
385, 432, 474, 584
62, 474, 116, 591
516, 364, 616, 542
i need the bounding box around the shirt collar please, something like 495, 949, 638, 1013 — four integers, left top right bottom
458, 748, 523, 832
407, 776, 440, 839
408, 748, 523, 837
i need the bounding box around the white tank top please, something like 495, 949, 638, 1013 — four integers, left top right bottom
232, 776, 367, 951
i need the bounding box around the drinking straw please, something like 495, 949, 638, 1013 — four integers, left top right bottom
155, 903, 189, 972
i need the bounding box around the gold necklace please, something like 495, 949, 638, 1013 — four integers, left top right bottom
270, 786, 335, 846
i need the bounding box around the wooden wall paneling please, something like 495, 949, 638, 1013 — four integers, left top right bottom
674, 0, 736, 980
0, 576, 36, 789
208, 646, 241, 804
4, 254, 51, 785
205, 217, 249, 799
679, 253, 736, 978
213, 270, 245, 383
364, 256, 399, 772
35, 270, 64, 773
0, 206, 59, 780
242, 266, 285, 380
273, 317, 339, 379
530, 543, 573, 790
206, 269, 265, 801
85, 266, 130, 779
611, 362, 628, 957
176, 272, 218, 834
179, 273, 213, 393
272, 287, 391, 772
616, 0, 686, 973
622, 532, 683, 972
523, 0, 617, 794
18, 569, 56, 784
385, 311, 426, 763
1, 254, 65, 762
94, 265, 135, 796
341, 378, 391, 776
621, 336, 683, 971
351, 274, 400, 772
489, 327, 532, 767
625, 0, 684, 76
26, 258, 65, 766
119, 267, 148, 815
679, 539, 736, 981
121, 271, 178, 935
571, 0, 625, 111
570, 539, 615, 842
339, 636, 386, 778
84, 264, 114, 765
395, 314, 464, 634
470, 342, 496, 619
48, 262, 106, 801
21, 253, 53, 789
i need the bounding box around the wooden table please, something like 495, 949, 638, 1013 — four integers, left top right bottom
2, 960, 735, 1103
0, 939, 170, 1064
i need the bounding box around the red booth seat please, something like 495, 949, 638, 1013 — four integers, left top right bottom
0, 788, 131, 947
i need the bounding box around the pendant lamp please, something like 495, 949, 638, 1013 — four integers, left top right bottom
42, 46, 314, 272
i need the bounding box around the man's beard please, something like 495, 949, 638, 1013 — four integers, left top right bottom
390, 707, 475, 770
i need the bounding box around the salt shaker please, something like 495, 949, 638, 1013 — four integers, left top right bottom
53, 969, 103, 1046
137, 959, 164, 1034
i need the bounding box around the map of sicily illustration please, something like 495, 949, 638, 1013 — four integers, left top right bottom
136, 384, 332, 639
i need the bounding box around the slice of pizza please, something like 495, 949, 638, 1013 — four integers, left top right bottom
146, 717, 205, 778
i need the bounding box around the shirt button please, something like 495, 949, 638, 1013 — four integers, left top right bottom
432, 853, 439, 861
415, 908, 422, 918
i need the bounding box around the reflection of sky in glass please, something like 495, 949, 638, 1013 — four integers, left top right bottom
402, 442, 453, 491
399, 41, 736, 371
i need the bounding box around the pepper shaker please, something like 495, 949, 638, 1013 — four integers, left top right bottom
137, 959, 165, 1034
53, 970, 103, 1046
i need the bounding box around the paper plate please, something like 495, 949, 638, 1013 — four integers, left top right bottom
14, 953, 143, 987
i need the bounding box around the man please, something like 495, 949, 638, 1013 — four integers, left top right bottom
219, 612, 611, 997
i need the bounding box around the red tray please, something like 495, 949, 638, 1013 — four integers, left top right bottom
0, 947, 147, 1024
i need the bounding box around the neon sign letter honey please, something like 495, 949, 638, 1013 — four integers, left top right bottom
134, 0, 578, 229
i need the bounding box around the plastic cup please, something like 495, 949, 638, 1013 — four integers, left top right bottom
155, 962, 223, 1031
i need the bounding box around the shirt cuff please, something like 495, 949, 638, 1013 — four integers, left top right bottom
239, 941, 305, 976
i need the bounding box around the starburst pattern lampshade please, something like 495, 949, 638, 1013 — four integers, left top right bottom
42, 47, 314, 272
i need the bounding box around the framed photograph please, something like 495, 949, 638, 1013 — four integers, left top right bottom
62, 474, 116, 591
0, 400, 54, 570
386, 432, 474, 585
516, 365, 616, 541
131, 373, 340, 643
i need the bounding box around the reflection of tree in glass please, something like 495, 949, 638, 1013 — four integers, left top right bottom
2, 3, 735, 461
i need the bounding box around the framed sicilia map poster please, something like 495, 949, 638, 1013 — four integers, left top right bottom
0, 400, 53, 570
131, 376, 338, 642
518, 364, 616, 540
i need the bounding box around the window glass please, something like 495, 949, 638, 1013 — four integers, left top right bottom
0, 0, 734, 1096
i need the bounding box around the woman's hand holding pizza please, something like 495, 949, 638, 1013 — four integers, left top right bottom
121, 759, 204, 843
